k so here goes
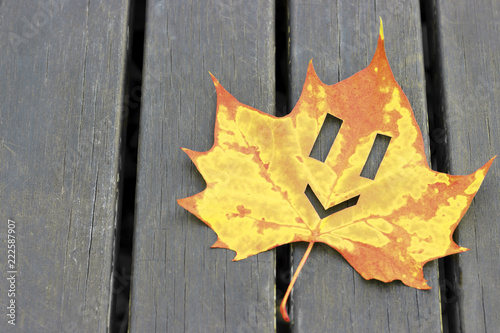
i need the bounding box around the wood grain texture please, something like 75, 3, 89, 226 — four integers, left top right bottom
129, 1, 275, 332
288, 1, 443, 331
0, 1, 129, 332
430, 1, 500, 331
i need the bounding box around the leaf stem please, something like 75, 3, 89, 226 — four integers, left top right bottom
280, 241, 315, 323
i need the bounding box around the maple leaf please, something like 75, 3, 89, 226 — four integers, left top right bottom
178, 20, 495, 322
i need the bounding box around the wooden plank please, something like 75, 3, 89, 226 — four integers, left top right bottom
129, 1, 275, 331
288, 1, 443, 331
429, 1, 500, 331
0, 1, 129, 332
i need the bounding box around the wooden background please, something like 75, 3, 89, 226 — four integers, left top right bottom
0, 0, 498, 332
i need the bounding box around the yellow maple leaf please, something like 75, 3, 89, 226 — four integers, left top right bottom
178, 21, 495, 322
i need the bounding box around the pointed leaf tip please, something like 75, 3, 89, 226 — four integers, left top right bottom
180, 147, 192, 156
306, 60, 323, 84
211, 238, 229, 249
307, 59, 314, 71
379, 17, 384, 41
208, 71, 220, 86
459, 247, 470, 253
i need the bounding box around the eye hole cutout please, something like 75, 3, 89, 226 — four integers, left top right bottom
309, 114, 343, 163
305, 185, 360, 219
360, 133, 392, 180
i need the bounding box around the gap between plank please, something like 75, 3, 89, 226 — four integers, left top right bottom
419, 2, 459, 332
275, 0, 292, 332
110, 1, 147, 332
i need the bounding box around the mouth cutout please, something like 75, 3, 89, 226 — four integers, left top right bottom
305, 184, 360, 219
305, 118, 390, 219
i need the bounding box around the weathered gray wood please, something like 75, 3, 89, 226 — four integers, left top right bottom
288, 1, 443, 331
129, 1, 275, 332
430, 1, 500, 331
0, 1, 129, 332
